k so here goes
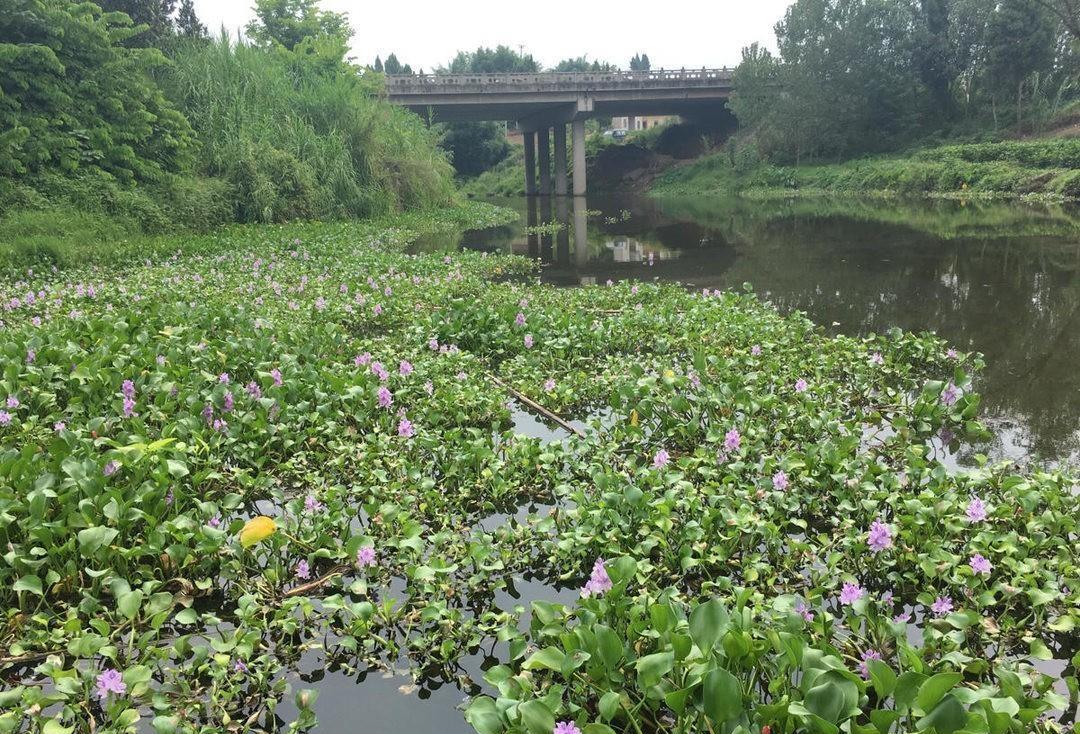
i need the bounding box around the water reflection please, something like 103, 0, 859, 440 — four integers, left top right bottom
449, 194, 1080, 465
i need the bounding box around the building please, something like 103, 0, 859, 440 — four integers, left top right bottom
610, 115, 678, 131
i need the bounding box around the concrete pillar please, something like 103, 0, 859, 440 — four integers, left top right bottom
572, 118, 586, 196
523, 130, 536, 196
537, 128, 551, 195
627, 115, 637, 131
539, 195, 553, 261
553, 125, 568, 196
526, 195, 539, 258
573, 193, 588, 269
555, 195, 570, 264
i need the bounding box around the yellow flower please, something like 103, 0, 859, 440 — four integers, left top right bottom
239, 516, 277, 548
663, 370, 675, 379
630, 409, 639, 427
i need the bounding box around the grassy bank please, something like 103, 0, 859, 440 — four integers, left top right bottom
651, 137, 1080, 201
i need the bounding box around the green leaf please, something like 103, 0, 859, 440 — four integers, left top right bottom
518, 700, 555, 734
464, 696, 503, 734
117, 590, 143, 620
916, 672, 962, 712
689, 598, 729, 652
916, 694, 967, 733
174, 608, 198, 625
598, 691, 622, 721
522, 646, 565, 672
13, 575, 43, 596
703, 666, 741, 723
42, 720, 74, 734
867, 659, 897, 698
78, 526, 119, 555
582, 725, 615, 734
635, 651, 673, 688
895, 671, 928, 710
805, 671, 858, 724
594, 625, 623, 670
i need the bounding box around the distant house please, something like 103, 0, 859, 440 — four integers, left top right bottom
611, 115, 677, 131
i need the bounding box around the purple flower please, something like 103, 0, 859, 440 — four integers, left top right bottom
894, 611, 912, 624
103, 460, 119, 477
208, 516, 221, 528
428, 338, 439, 351
966, 496, 987, 522
969, 553, 992, 576
772, 470, 788, 491
579, 558, 612, 598
859, 649, 882, 678
156, 354, 166, 366
515, 312, 526, 327
373, 304, 383, 316
724, 429, 741, 453
6, 396, 19, 409
399, 360, 413, 376
839, 581, 864, 606
750, 344, 762, 356
219, 372, 230, 385
870, 352, 884, 366
271, 368, 283, 387
122, 380, 135, 400
356, 546, 376, 567
941, 383, 959, 406
653, 448, 670, 468
398, 418, 414, 438
122, 396, 137, 418
794, 378, 808, 393
794, 599, 814, 622
246, 381, 262, 399
356, 352, 372, 366
25, 349, 35, 364
223, 391, 234, 412
233, 659, 248, 674
377, 386, 393, 409
202, 403, 214, 424
543, 378, 556, 392
524, 334, 534, 349
0, 411, 10, 426
931, 596, 953, 616
53, 421, 65, 432
946, 348, 958, 360
95, 669, 126, 699
304, 495, 324, 513
296, 560, 311, 580
213, 418, 228, 433
554, 723, 581, 734
867, 520, 893, 553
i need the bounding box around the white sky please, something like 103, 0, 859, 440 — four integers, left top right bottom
190, 0, 793, 71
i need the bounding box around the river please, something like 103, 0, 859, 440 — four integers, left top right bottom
291, 192, 1080, 731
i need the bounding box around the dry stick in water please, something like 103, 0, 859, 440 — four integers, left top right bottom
487, 374, 585, 437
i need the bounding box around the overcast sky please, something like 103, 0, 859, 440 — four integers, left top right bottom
190, 0, 793, 71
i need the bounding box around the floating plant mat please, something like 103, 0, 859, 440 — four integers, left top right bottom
0, 203, 1077, 734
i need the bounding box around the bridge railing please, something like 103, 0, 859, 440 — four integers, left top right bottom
384, 68, 735, 92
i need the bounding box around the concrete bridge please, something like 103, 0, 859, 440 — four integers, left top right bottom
385, 69, 734, 196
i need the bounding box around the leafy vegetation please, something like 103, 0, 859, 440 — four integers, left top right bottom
0, 202, 1076, 733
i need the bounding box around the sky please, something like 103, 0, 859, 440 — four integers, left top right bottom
189, 0, 793, 72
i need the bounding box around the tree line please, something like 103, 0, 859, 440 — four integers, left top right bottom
729, 0, 1080, 163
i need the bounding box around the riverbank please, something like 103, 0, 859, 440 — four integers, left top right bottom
651, 137, 1080, 201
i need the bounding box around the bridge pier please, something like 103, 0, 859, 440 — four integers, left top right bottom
523, 130, 537, 196
553, 125, 568, 196
537, 128, 551, 195
572, 118, 586, 197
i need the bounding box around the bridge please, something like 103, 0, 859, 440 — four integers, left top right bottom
385, 69, 735, 196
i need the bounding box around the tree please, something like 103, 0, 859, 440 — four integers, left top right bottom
402, 63, 413, 75
446, 45, 538, 73
1032, 0, 1080, 41
95, 0, 177, 45
914, 0, 954, 117
245, 0, 351, 53
0, 0, 194, 180
439, 121, 510, 176
175, 0, 207, 39
985, 0, 1057, 124
373, 55, 383, 72
553, 56, 615, 72
629, 52, 651, 70
383, 52, 403, 74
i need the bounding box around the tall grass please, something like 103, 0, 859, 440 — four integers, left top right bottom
166, 35, 455, 223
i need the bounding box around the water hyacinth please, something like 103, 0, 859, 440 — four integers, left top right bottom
966, 496, 988, 522
859, 649, 882, 678
931, 596, 954, 616
377, 386, 393, 409
398, 418, 414, 438
970, 553, 992, 576
867, 519, 893, 552
553, 723, 581, 734
653, 448, 670, 468
356, 546, 376, 567
772, 470, 788, 491
839, 581, 864, 605
724, 428, 741, 453
95, 669, 126, 699
296, 560, 311, 580
580, 558, 612, 598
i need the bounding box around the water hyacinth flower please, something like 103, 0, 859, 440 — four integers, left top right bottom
970, 553, 992, 576
399, 360, 413, 376
794, 378, 808, 393
356, 546, 376, 568
428, 338, 439, 351
931, 596, 953, 616
53, 421, 65, 433
377, 386, 393, 409
772, 470, 788, 491
122, 380, 135, 400
373, 304, 383, 316
793, 599, 814, 621
839, 581, 865, 605
946, 348, 958, 360
515, 312, 526, 327
554, 723, 581, 734
103, 460, 119, 477
123, 396, 137, 418
208, 516, 222, 529
233, 659, 248, 674
867, 519, 893, 552
296, 560, 311, 580
0, 411, 10, 426
966, 496, 988, 522
95, 669, 126, 699
398, 418, 414, 438
213, 418, 228, 433
246, 381, 262, 399
219, 372, 230, 385
524, 334, 534, 349
26, 349, 35, 364
271, 368, 283, 387
6, 396, 19, 409
751, 344, 762, 356
304, 495, 324, 513
223, 391, 234, 412
579, 558, 612, 598
653, 448, 670, 468
543, 378, 556, 392
859, 649, 882, 678
870, 352, 884, 365
941, 383, 959, 406
724, 429, 741, 453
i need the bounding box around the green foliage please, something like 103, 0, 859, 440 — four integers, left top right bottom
0, 0, 196, 181
441, 122, 512, 178
245, 0, 351, 54
166, 34, 455, 222
445, 45, 539, 74
552, 56, 616, 72
629, 52, 650, 70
